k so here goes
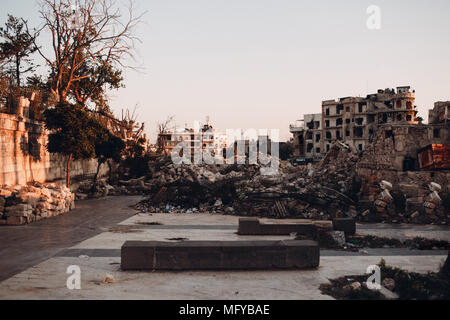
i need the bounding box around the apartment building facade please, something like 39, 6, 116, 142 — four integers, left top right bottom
290, 113, 322, 160
291, 86, 419, 161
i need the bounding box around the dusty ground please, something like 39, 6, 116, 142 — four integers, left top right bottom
0, 196, 448, 300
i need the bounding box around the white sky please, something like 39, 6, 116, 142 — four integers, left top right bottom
2, 0, 450, 142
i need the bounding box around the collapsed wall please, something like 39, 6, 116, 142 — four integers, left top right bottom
355, 124, 450, 223
0, 182, 75, 225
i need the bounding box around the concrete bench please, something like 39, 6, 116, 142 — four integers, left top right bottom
237, 218, 316, 236
121, 240, 320, 271
332, 218, 356, 236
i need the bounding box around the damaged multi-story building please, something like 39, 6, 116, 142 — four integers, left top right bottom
290, 114, 322, 162
291, 86, 420, 161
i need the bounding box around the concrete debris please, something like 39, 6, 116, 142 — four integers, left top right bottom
382, 278, 396, 291
330, 231, 346, 247
125, 148, 361, 219
350, 282, 362, 291
378, 286, 399, 300
76, 141, 448, 225
0, 182, 74, 225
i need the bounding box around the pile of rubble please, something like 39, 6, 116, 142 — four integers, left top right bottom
0, 182, 75, 225
131, 145, 361, 220
74, 141, 447, 225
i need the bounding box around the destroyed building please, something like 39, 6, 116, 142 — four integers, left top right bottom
290, 114, 322, 161
158, 123, 227, 160
291, 86, 419, 161
429, 101, 450, 125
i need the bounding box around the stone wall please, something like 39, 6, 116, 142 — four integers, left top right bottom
357, 123, 449, 171
0, 113, 108, 190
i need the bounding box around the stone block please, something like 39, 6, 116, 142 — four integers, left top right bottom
121, 240, 320, 271
6, 216, 27, 225
237, 218, 261, 235
237, 218, 315, 236
332, 218, 356, 236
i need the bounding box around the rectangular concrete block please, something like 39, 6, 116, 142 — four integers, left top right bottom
237, 218, 261, 235
332, 218, 356, 236
121, 240, 320, 271
238, 218, 316, 236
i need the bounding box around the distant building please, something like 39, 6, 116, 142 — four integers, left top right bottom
322, 86, 418, 154
289, 113, 322, 161
158, 123, 214, 156
429, 101, 450, 125
158, 123, 231, 162
291, 86, 421, 161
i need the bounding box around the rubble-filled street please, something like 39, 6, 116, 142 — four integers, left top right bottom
81, 142, 449, 227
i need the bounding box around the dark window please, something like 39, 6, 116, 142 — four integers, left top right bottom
406, 101, 412, 110
325, 120, 330, 128
346, 119, 351, 124
307, 143, 314, 153
336, 118, 343, 126
397, 114, 403, 121
358, 103, 365, 113
316, 148, 321, 153
358, 144, 363, 151
326, 109, 330, 116
346, 107, 350, 112
345, 130, 350, 137
354, 127, 363, 138
336, 131, 341, 139
326, 131, 332, 139
433, 129, 440, 138
396, 101, 402, 109
326, 145, 330, 152
316, 134, 321, 142
307, 132, 313, 140
385, 130, 393, 138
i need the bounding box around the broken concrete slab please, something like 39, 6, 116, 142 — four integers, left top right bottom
121, 240, 320, 271
237, 218, 316, 236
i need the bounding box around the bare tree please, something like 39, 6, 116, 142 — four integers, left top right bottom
31, 0, 145, 104
157, 115, 175, 134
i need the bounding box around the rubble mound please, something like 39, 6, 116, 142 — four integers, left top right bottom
133, 148, 360, 219
0, 182, 75, 225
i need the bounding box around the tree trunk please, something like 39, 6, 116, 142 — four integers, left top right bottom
90, 160, 103, 195
93, 160, 102, 186
15, 55, 20, 88
107, 160, 113, 183
66, 153, 73, 189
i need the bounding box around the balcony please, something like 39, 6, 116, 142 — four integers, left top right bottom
289, 120, 305, 133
